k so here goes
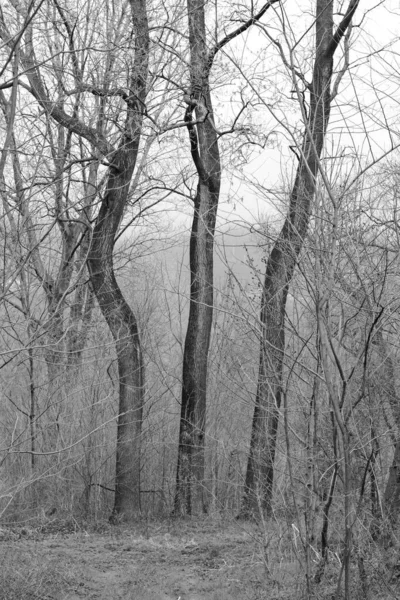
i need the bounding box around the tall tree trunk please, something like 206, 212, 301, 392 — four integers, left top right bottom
241, 0, 359, 517
173, 0, 278, 516
175, 182, 218, 515
88, 180, 145, 518
174, 0, 221, 515
88, 0, 149, 520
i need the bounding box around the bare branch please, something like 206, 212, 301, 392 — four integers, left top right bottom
184, 104, 207, 182
13, 26, 115, 159
326, 0, 359, 57
207, 0, 281, 72
330, 21, 352, 100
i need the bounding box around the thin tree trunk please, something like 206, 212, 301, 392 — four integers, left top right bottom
384, 433, 400, 525
42, 304, 65, 450
175, 182, 218, 514
241, 0, 359, 517
67, 279, 93, 369
28, 340, 36, 470
338, 274, 400, 525
377, 331, 400, 524
174, 0, 221, 515
67, 160, 97, 369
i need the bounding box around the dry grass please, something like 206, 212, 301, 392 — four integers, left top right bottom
0, 546, 76, 599
0, 516, 398, 600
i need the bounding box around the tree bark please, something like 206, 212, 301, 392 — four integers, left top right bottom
174, 0, 278, 516
174, 0, 221, 515
88, 165, 145, 519
241, 0, 360, 517
175, 181, 218, 515
87, 0, 149, 520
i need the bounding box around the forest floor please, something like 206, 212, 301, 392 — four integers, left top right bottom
0, 516, 399, 600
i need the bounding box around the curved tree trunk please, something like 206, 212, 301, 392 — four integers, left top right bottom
1, 0, 149, 519
241, 0, 360, 517
87, 159, 146, 519
88, 224, 144, 518
88, 0, 149, 520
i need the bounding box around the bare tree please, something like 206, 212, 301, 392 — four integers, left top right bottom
174, 0, 279, 515
0, 0, 149, 519
241, 0, 360, 517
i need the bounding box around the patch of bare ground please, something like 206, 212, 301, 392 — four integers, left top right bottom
0, 517, 399, 600
0, 518, 286, 600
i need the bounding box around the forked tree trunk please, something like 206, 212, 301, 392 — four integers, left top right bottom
174, 0, 221, 515
241, 0, 360, 517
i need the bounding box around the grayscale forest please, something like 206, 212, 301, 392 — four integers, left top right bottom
1, 0, 400, 598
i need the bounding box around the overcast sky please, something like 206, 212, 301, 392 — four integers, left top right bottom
211, 0, 400, 230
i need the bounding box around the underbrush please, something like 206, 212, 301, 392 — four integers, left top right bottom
0, 514, 399, 599
0, 546, 76, 600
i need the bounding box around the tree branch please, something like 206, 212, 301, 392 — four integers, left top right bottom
184, 104, 208, 182
52, 0, 82, 83
207, 0, 280, 72
330, 21, 352, 100
326, 0, 359, 57
0, 0, 45, 80
19, 26, 115, 159
63, 84, 130, 102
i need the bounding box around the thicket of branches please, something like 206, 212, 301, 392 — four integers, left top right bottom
1, 0, 400, 596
